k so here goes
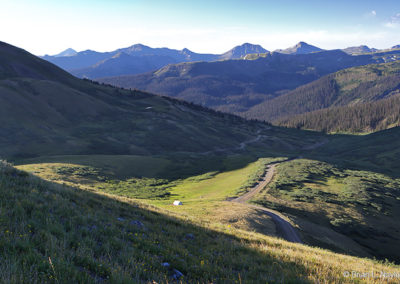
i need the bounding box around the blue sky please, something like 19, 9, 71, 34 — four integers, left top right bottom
1, 0, 400, 55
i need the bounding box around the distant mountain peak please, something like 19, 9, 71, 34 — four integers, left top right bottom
342, 45, 378, 54
221, 43, 268, 59
241, 42, 259, 47
53, 48, 77, 57
132, 43, 148, 48
234, 43, 266, 50
181, 48, 193, 54
124, 44, 151, 52
276, 42, 323, 55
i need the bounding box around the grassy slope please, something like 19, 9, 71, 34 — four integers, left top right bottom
16, 157, 284, 230
311, 127, 400, 178
253, 159, 400, 262
0, 75, 274, 158
4, 41, 311, 159
13, 155, 171, 179
16, 151, 400, 262
0, 42, 320, 169
4, 161, 400, 283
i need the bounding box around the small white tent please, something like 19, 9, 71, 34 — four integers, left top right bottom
173, 200, 182, 206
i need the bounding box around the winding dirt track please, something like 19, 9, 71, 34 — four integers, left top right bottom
231, 162, 303, 243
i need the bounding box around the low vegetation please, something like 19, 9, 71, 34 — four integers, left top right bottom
3, 160, 400, 283
253, 159, 400, 262
16, 157, 283, 222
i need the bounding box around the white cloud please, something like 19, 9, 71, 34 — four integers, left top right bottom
384, 22, 397, 28
369, 10, 377, 17
384, 13, 400, 28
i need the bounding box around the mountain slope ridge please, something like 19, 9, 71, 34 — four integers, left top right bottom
244, 60, 400, 131
0, 41, 327, 161
99, 49, 388, 113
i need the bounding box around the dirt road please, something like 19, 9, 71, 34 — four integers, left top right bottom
231, 162, 302, 243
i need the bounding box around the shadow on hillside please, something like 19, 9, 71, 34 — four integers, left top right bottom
10, 170, 319, 283
256, 126, 400, 179
5, 128, 400, 281
11, 125, 400, 181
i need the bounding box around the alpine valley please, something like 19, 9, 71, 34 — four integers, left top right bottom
2, 34, 400, 283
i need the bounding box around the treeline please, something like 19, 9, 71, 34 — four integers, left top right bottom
276, 95, 400, 133
83, 78, 267, 126
244, 61, 400, 124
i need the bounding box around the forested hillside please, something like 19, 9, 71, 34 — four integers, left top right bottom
244, 61, 400, 132
99, 50, 382, 113
277, 95, 400, 133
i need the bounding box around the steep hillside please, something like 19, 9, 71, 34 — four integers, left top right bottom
99, 50, 380, 113
0, 42, 79, 84
244, 61, 400, 126
277, 95, 400, 133
315, 126, 400, 177
1, 41, 316, 160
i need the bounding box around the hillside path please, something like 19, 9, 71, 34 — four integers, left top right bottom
231, 161, 302, 243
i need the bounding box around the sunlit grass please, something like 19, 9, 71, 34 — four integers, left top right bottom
3, 160, 400, 283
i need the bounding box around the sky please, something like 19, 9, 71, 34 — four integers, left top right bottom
1, 0, 400, 55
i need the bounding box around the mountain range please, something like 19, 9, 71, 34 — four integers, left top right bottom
41, 43, 268, 79
42, 41, 400, 81
99, 49, 400, 115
